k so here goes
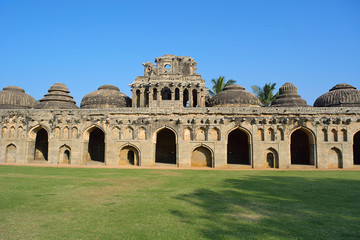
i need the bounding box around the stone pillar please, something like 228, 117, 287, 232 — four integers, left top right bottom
189, 89, 193, 107
139, 90, 144, 107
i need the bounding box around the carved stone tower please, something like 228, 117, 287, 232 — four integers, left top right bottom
131, 54, 206, 109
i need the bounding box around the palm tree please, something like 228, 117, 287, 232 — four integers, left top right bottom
251, 83, 279, 106
209, 76, 236, 96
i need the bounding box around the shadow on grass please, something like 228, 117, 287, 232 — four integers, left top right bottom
171, 175, 360, 240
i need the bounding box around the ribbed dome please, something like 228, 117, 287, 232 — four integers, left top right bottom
0, 86, 37, 109
80, 85, 131, 109
35, 83, 78, 109
208, 84, 261, 107
271, 83, 308, 107
314, 83, 360, 107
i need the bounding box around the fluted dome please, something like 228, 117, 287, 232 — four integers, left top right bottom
271, 83, 308, 107
80, 85, 131, 109
208, 84, 261, 107
314, 83, 360, 107
0, 86, 37, 109
35, 83, 78, 109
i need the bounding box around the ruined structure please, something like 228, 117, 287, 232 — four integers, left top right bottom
1, 54, 360, 169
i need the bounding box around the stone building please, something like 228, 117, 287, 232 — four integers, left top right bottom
0, 54, 360, 169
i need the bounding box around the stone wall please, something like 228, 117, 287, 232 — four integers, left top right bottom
1, 107, 359, 169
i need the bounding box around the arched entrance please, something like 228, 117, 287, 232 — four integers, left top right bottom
6, 144, 17, 163
328, 147, 342, 169
265, 148, 279, 168
291, 129, 315, 165
354, 131, 360, 165
155, 128, 176, 164
227, 128, 250, 165
191, 146, 212, 167
59, 145, 71, 164
34, 128, 48, 161
84, 127, 105, 163
119, 146, 139, 166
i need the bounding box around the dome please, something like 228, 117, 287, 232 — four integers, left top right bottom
271, 83, 308, 107
80, 85, 131, 109
35, 83, 78, 109
0, 86, 37, 109
314, 83, 360, 107
208, 84, 261, 107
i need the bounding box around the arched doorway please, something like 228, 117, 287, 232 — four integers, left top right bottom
6, 144, 17, 163
291, 129, 315, 165
161, 87, 172, 100
265, 148, 279, 168
183, 89, 189, 107
59, 145, 71, 164
354, 131, 360, 165
119, 146, 139, 166
227, 128, 250, 165
267, 153, 274, 168
328, 147, 342, 169
85, 127, 105, 163
34, 128, 48, 161
155, 128, 176, 164
191, 146, 212, 167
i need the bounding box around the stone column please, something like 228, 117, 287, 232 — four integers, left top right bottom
189, 89, 193, 107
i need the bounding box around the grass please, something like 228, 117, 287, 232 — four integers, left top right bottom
0, 166, 359, 240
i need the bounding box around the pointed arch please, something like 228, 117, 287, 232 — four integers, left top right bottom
138, 127, 146, 140
118, 143, 140, 166
268, 128, 275, 141
82, 125, 105, 164
63, 127, 69, 139
17, 126, 23, 138
9, 126, 15, 138
154, 127, 177, 164
209, 127, 220, 141
322, 128, 328, 142
227, 127, 252, 165
175, 88, 180, 100
328, 147, 342, 169
123, 126, 134, 140
54, 127, 61, 139
59, 145, 71, 164
6, 144, 17, 163
191, 144, 213, 167
71, 127, 78, 139
183, 89, 189, 107
2, 127, 7, 138
258, 128, 264, 141
265, 148, 279, 168
332, 129, 338, 142
290, 127, 316, 166
161, 87, 172, 100
341, 129, 347, 142
184, 127, 192, 141
196, 127, 206, 141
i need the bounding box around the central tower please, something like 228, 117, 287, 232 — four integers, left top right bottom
131, 54, 206, 109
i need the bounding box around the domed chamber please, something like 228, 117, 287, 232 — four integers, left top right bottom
314, 83, 360, 107
271, 82, 308, 107
80, 85, 132, 109
34, 83, 79, 109
0, 86, 37, 109
208, 84, 261, 107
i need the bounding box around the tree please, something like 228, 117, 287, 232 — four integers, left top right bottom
251, 83, 279, 106
209, 76, 236, 96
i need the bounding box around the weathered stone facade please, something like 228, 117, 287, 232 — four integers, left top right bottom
1, 55, 360, 169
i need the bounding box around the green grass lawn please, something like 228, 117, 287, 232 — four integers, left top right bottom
0, 166, 359, 240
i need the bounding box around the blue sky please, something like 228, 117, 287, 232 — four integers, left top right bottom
1, 0, 359, 106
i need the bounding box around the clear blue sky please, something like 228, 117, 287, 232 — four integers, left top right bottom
1, 0, 359, 106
